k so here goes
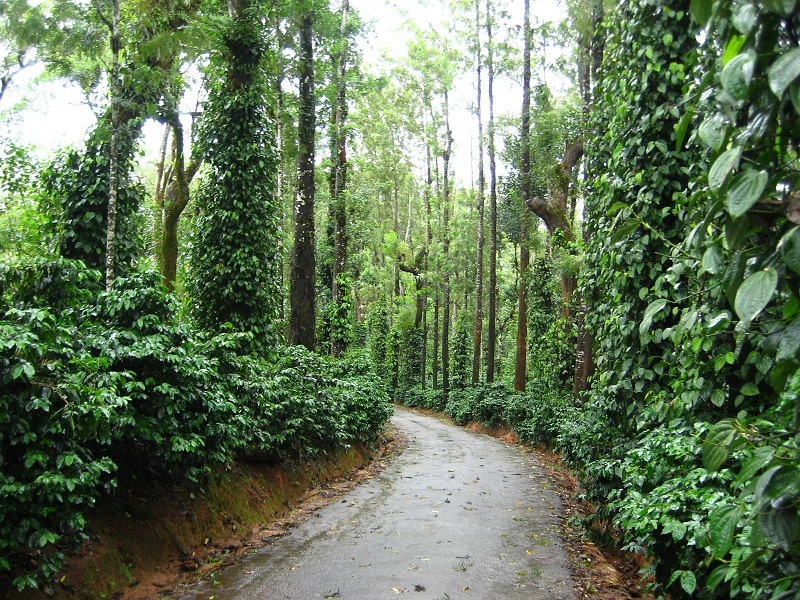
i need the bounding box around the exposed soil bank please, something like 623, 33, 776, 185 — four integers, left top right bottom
3, 430, 403, 600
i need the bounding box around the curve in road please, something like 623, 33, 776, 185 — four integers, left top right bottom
183, 407, 576, 600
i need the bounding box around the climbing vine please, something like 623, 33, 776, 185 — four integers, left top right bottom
186, 0, 281, 353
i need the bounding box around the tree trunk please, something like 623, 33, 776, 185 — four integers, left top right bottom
159, 118, 200, 291
105, 0, 121, 291
485, 0, 498, 383
290, 9, 316, 350
433, 296, 440, 391
514, 0, 532, 392
441, 90, 453, 400
472, 0, 486, 385
330, 0, 350, 357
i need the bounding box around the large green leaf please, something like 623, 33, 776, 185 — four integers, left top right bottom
731, 3, 757, 34
680, 571, 697, 595
721, 51, 755, 100
612, 219, 641, 243
769, 48, 800, 97
710, 504, 742, 559
709, 147, 741, 192
758, 505, 799, 551
690, 0, 713, 24
698, 113, 727, 152
725, 169, 768, 217
734, 268, 778, 324
762, 0, 797, 17
703, 419, 739, 471
640, 298, 668, 336
702, 246, 724, 274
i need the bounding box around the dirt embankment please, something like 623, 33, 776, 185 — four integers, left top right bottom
3, 429, 405, 600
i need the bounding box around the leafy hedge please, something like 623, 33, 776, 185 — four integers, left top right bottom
0, 260, 392, 590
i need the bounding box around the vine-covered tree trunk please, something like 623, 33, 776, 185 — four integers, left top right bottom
471, 0, 485, 385
485, 0, 498, 382
330, 0, 350, 357
187, 0, 281, 351
290, 8, 316, 350
514, 0, 531, 393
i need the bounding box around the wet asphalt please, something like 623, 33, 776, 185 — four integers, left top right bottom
183, 406, 576, 600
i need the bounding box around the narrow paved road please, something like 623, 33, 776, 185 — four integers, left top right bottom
184, 407, 575, 599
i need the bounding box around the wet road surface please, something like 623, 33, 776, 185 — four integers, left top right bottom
183, 407, 575, 599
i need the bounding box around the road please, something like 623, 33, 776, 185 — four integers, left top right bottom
183, 407, 576, 600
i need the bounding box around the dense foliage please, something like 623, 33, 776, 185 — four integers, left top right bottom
186, 0, 281, 353
0, 260, 391, 590
4, 0, 800, 596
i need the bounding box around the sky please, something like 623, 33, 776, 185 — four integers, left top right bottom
1, 0, 570, 184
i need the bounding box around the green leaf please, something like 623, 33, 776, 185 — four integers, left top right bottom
791, 82, 800, 115
680, 570, 697, 595
731, 4, 757, 34
640, 299, 668, 336
769, 48, 800, 97
735, 447, 775, 487
721, 52, 756, 100
698, 113, 727, 152
707, 565, 730, 592
763, 0, 797, 17
674, 109, 693, 151
722, 35, 747, 65
702, 246, 724, 274
606, 202, 629, 216
704, 419, 739, 471
777, 317, 800, 362
740, 382, 760, 396
758, 505, 799, 551
710, 504, 741, 559
612, 219, 641, 243
725, 169, 768, 217
709, 147, 741, 192
690, 0, 713, 25
734, 268, 778, 324
711, 388, 726, 407
783, 227, 800, 275
759, 465, 800, 500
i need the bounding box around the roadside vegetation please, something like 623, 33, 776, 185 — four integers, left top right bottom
1, 0, 798, 598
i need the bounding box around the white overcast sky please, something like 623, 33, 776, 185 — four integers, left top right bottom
1, 0, 569, 184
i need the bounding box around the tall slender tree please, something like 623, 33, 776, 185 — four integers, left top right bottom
471, 0, 486, 384
485, 0, 498, 382
329, 0, 351, 357
105, 0, 121, 290
290, 6, 317, 350
441, 90, 453, 399
187, 0, 280, 351
514, 0, 531, 392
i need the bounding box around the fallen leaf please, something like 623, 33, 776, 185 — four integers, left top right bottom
391, 587, 407, 593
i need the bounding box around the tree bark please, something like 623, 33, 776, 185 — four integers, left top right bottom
105, 0, 121, 291
290, 9, 316, 350
159, 118, 201, 291
330, 0, 350, 357
472, 0, 486, 385
442, 90, 453, 400
514, 0, 532, 393
486, 0, 498, 383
